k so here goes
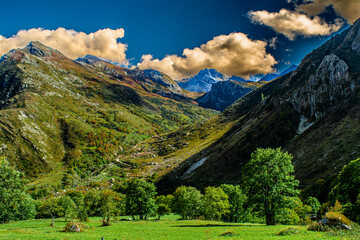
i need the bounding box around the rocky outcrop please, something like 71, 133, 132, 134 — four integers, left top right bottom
289, 54, 354, 119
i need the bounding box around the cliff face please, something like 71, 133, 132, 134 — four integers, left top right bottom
289, 54, 354, 119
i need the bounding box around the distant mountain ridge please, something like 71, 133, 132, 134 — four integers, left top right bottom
196, 80, 266, 111
260, 64, 298, 82
177, 68, 228, 92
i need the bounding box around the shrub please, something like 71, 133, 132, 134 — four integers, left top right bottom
308, 222, 329, 232
325, 211, 352, 227
277, 208, 300, 225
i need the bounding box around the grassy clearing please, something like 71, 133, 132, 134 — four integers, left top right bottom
0, 215, 343, 240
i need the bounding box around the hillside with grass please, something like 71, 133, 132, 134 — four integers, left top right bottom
0, 41, 217, 185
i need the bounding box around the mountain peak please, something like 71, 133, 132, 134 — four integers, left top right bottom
76, 54, 104, 64
23, 41, 63, 58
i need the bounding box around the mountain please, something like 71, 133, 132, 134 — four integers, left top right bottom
0, 41, 217, 184
229, 76, 248, 82
260, 64, 298, 82
127, 19, 360, 193
177, 68, 227, 92
196, 80, 266, 111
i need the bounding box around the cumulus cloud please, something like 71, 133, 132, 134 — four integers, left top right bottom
248, 9, 343, 40
0, 28, 128, 65
137, 32, 277, 80
296, 0, 360, 23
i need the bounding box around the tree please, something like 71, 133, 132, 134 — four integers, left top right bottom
155, 195, 173, 220
125, 178, 156, 220
65, 190, 87, 222
203, 187, 230, 220
173, 186, 203, 219
99, 189, 118, 226
0, 157, 36, 223
331, 158, 360, 204
38, 197, 63, 226
58, 195, 77, 221
220, 184, 247, 222
242, 148, 299, 225
304, 197, 321, 216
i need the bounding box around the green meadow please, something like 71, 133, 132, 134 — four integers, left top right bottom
0, 215, 353, 240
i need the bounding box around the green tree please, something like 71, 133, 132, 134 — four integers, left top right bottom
203, 186, 230, 220
242, 148, 299, 225
155, 195, 173, 220
125, 178, 157, 220
220, 184, 247, 222
65, 190, 87, 222
38, 197, 63, 226
0, 157, 36, 223
58, 195, 77, 221
305, 197, 321, 216
331, 158, 360, 204
173, 186, 203, 219
99, 189, 118, 226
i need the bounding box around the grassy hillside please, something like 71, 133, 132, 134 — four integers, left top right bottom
0, 42, 217, 186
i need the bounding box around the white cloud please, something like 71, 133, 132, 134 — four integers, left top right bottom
248, 9, 343, 40
296, 0, 360, 23
137, 32, 277, 80
269, 37, 278, 49
0, 28, 128, 65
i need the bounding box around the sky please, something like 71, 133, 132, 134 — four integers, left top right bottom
0, 0, 358, 80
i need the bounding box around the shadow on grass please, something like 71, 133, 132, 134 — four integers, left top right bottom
172, 224, 263, 228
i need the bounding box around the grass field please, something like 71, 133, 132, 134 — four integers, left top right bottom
0, 215, 353, 240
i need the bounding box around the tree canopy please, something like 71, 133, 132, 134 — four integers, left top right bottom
0, 157, 36, 223
125, 178, 157, 220
242, 148, 299, 225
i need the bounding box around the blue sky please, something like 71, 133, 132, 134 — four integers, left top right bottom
0, 0, 354, 79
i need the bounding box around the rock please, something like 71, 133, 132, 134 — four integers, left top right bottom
70, 224, 81, 232
289, 54, 353, 119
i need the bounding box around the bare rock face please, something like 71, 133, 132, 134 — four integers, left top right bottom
343, 19, 360, 54
290, 54, 354, 119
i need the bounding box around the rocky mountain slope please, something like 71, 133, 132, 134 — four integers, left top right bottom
196, 80, 266, 111
130, 19, 360, 193
0, 42, 217, 184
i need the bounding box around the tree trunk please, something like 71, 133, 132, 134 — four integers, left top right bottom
49, 212, 55, 227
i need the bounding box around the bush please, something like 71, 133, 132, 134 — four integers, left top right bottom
325, 212, 352, 227
277, 208, 300, 225
308, 222, 329, 232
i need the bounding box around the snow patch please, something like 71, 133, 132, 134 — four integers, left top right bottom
182, 157, 207, 178
297, 115, 314, 134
